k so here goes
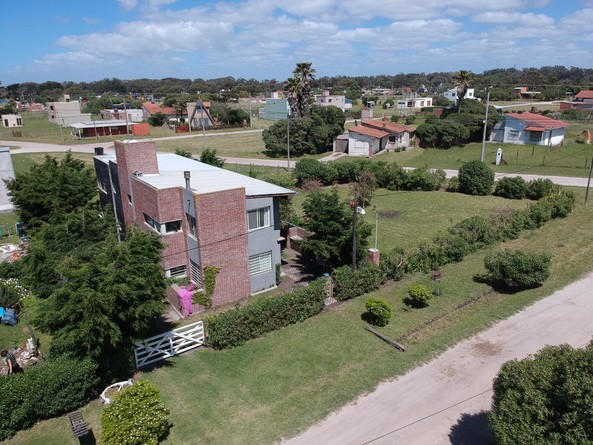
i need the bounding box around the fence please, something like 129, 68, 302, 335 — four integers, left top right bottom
134, 321, 204, 369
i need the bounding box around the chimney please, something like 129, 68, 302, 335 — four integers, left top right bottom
94, 146, 104, 155
184, 171, 191, 190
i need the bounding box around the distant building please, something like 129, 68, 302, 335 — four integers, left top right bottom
100, 108, 144, 122
560, 90, 593, 111
260, 97, 290, 121
187, 100, 213, 129
69, 120, 130, 138
443, 88, 475, 105
47, 101, 87, 125
314, 90, 351, 110
396, 97, 433, 109
1, 114, 23, 128
490, 112, 569, 146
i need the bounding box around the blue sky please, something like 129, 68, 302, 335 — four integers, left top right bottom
2, 0, 592, 85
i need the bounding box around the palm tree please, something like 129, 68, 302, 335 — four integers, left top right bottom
283, 62, 316, 118
452, 70, 473, 113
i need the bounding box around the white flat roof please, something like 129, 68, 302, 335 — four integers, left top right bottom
98, 153, 295, 197
70, 120, 128, 129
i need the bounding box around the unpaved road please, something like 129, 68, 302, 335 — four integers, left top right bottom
284, 271, 593, 445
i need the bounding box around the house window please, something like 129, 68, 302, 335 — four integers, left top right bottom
247, 207, 271, 231
249, 251, 273, 276
167, 265, 187, 278
128, 194, 132, 204
16, 118, 22, 126
143, 213, 161, 233
165, 220, 182, 233
508, 130, 519, 140
186, 213, 196, 237
3, 119, 8, 127
529, 131, 542, 142
190, 260, 203, 287
388, 136, 396, 143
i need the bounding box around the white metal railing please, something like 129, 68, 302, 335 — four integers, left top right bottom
134, 321, 204, 369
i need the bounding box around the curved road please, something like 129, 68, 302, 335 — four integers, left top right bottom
283, 271, 593, 445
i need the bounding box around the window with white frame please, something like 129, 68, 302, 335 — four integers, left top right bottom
247, 207, 271, 231
249, 251, 273, 276
165, 220, 182, 233
167, 265, 187, 278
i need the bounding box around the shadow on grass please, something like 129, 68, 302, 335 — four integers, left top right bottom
472, 274, 542, 295
448, 411, 493, 445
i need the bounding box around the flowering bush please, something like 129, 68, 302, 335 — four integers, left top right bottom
177, 287, 194, 317
0, 278, 31, 307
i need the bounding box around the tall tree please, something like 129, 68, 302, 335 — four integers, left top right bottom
452, 70, 473, 113
284, 62, 316, 118
5, 153, 96, 228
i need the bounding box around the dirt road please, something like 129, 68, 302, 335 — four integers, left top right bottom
284, 271, 593, 445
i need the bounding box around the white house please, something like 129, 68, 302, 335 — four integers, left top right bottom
1, 114, 23, 128
348, 125, 389, 157
396, 97, 433, 109
47, 101, 84, 124
490, 112, 569, 146
314, 90, 351, 110
443, 88, 475, 104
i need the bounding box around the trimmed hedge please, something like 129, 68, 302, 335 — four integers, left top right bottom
484, 249, 551, 289
494, 176, 526, 199
206, 279, 327, 349
458, 160, 495, 196
365, 298, 392, 326
405, 284, 433, 308
0, 356, 99, 441
332, 264, 384, 301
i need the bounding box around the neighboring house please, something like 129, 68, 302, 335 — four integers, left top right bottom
47, 101, 85, 125
186, 100, 213, 129
490, 112, 569, 146
93, 140, 294, 306
560, 90, 593, 111
361, 120, 416, 150
348, 125, 389, 157
100, 108, 144, 122
1, 114, 23, 128
0, 147, 15, 213
142, 102, 181, 121
396, 97, 433, 109
24, 103, 44, 112
513, 87, 540, 99
314, 90, 351, 110
443, 87, 475, 104
69, 120, 130, 138
260, 97, 290, 121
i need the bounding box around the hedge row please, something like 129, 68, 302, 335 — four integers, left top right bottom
403, 190, 576, 274
295, 158, 445, 192
206, 278, 327, 349
0, 356, 99, 441
332, 264, 384, 301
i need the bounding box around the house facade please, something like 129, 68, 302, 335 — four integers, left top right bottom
100, 108, 144, 122
443, 88, 475, 104
70, 120, 130, 138
47, 101, 84, 124
1, 114, 23, 128
361, 120, 415, 150
314, 90, 351, 111
142, 102, 182, 121
397, 97, 433, 109
561, 90, 593, 111
93, 140, 294, 306
260, 98, 290, 121
490, 112, 569, 146
186, 100, 213, 129
348, 126, 389, 157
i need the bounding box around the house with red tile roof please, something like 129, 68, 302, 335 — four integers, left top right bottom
560, 90, 593, 111
361, 119, 416, 150
142, 102, 184, 121
490, 112, 569, 146
348, 125, 390, 157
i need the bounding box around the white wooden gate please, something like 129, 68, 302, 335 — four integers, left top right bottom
134, 321, 204, 369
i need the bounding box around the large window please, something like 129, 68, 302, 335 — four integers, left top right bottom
186, 213, 196, 237
249, 251, 273, 276
144, 213, 181, 235
144, 213, 161, 233
165, 220, 182, 233
247, 207, 271, 231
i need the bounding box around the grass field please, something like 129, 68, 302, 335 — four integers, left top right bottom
6, 186, 593, 445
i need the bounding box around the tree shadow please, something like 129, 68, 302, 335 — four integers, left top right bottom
471, 274, 541, 295
448, 411, 493, 445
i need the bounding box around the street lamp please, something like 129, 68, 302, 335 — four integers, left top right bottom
480, 86, 492, 162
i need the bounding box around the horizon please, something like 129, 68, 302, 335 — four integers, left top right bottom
2, 0, 593, 85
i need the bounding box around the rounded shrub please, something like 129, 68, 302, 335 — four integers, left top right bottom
494, 176, 526, 199
484, 249, 551, 289
294, 158, 336, 186
458, 160, 494, 196
101, 380, 170, 445
525, 178, 560, 200
405, 284, 433, 308
365, 298, 392, 327
446, 176, 460, 192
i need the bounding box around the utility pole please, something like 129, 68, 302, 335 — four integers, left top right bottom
351, 199, 358, 270
374, 206, 378, 250
480, 86, 492, 162
287, 114, 291, 169
585, 159, 593, 204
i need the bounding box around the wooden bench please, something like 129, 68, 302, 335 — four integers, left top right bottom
68, 411, 89, 438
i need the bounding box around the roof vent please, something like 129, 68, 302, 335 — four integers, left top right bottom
184, 171, 191, 190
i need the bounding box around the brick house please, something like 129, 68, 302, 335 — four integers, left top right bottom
93, 140, 294, 306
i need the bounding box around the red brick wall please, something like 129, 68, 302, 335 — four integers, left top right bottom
195, 188, 250, 305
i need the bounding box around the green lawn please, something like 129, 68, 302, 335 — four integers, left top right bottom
7, 187, 593, 445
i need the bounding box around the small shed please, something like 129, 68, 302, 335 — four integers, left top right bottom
1, 114, 23, 128
70, 120, 130, 138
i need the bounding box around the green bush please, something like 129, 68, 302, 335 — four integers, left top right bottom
365, 298, 392, 327
527, 200, 554, 228
147, 111, 167, 126
375, 162, 406, 190
525, 178, 560, 200
333, 264, 383, 301
540, 191, 576, 218
380, 247, 406, 281
294, 158, 336, 186
101, 380, 170, 445
448, 216, 501, 252
458, 160, 494, 196
405, 115, 416, 125
446, 176, 460, 192
434, 233, 470, 263
494, 176, 526, 199
404, 166, 446, 191
406, 243, 444, 273
206, 279, 326, 349
405, 284, 433, 308
484, 249, 551, 289
332, 161, 364, 184
0, 356, 99, 441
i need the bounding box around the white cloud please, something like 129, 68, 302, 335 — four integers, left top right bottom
118, 0, 138, 11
